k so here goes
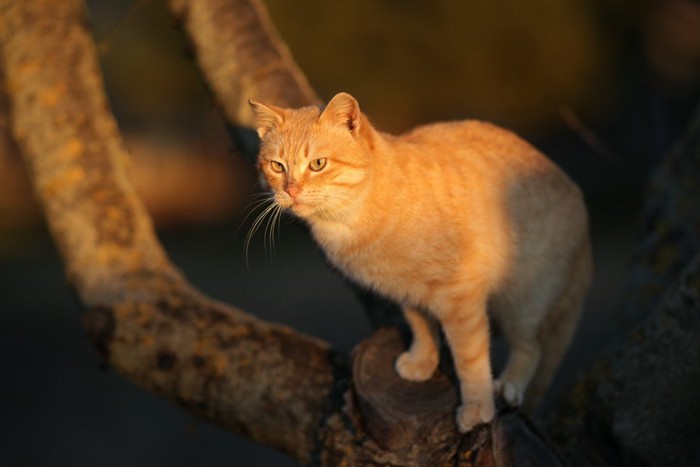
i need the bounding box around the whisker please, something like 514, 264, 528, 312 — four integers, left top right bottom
263, 203, 282, 257
235, 193, 276, 236
241, 185, 371, 267
244, 201, 278, 267
269, 204, 284, 257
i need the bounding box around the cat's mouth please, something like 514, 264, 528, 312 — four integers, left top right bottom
277, 194, 319, 219
289, 200, 313, 217
278, 197, 310, 216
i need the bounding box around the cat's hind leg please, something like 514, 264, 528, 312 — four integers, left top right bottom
395, 306, 440, 382
495, 337, 541, 408
523, 242, 591, 412
521, 300, 579, 413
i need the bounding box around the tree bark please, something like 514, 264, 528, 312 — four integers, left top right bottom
167, 0, 320, 128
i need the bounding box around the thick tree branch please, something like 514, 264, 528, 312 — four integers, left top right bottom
551, 252, 700, 466
167, 0, 320, 127
0, 1, 335, 462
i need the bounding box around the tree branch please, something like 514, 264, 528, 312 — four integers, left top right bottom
551, 252, 700, 466
0, 1, 335, 462
167, 0, 320, 128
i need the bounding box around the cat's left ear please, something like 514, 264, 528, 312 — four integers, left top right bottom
320, 92, 361, 137
249, 100, 286, 139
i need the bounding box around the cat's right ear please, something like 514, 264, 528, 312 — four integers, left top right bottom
249, 100, 286, 139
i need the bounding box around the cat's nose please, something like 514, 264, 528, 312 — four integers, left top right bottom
285, 182, 302, 199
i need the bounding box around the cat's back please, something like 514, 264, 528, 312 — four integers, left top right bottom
402, 119, 509, 143
392, 118, 585, 240
395, 119, 567, 193
401, 119, 542, 165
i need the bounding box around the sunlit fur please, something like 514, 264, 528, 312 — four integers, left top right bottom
250, 93, 592, 433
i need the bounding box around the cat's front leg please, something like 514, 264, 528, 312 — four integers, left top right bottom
395, 306, 439, 382
440, 298, 495, 433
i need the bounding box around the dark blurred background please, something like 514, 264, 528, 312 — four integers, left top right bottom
1, 0, 699, 465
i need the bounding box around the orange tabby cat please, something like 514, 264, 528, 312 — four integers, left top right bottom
249, 92, 592, 433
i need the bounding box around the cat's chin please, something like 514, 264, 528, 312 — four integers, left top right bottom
288, 202, 315, 219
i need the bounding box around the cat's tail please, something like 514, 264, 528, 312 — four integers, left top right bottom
524, 237, 593, 413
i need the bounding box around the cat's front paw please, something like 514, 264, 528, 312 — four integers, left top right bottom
456, 401, 495, 433
494, 379, 524, 407
395, 351, 437, 382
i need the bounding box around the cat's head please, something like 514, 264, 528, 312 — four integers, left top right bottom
249, 92, 372, 222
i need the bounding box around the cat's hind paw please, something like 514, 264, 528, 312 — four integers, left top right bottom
494, 379, 524, 407
456, 401, 495, 433
395, 351, 437, 382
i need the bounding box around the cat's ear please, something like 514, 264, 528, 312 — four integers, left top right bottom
320, 92, 361, 137
249, 100, 286, 139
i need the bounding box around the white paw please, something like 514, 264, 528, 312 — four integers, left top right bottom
494, 379, 524, 407
395, 351, 437, 382
456, 400, 495, 433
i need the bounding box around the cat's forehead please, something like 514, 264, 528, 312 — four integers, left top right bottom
284, 107, 322, 136
267, 106, 323, 155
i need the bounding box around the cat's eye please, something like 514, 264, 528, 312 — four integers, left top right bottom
309, 158, 327, 171
270, 161, 285, 173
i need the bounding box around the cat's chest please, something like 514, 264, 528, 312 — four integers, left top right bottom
310, 222, 418, 301
313, 225, 367, 266
312, 224, 386, 279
